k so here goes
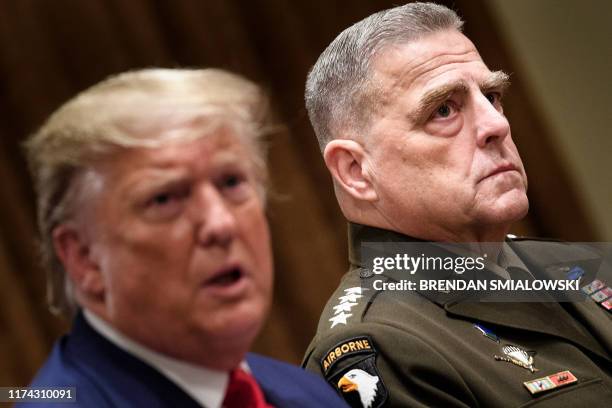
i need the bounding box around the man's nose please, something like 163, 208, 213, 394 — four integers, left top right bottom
194, 185, 237, 248
474, 94, 511, 148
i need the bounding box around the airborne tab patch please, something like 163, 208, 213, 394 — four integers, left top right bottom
320, 336, 375, 375
321, 336, 388, 408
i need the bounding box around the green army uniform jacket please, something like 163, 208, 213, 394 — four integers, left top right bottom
303, 223, 612, 407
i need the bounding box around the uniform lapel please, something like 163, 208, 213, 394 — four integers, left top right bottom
349, 223, 612, 362
507, 238, 612, 358
562, 300, 612, 352
444, 300, 611, 362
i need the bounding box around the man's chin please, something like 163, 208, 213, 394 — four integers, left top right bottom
197, 302, 268, 342
485, 194, 529, 225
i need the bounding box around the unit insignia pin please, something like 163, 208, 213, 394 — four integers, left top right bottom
494, 344, 538, 373
591, 287, 612, 303
523, 370, 577, 395
473, 324, 500, 343
581, 279, 605, 295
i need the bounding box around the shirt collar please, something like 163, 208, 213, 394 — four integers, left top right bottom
84, 309, 249, 408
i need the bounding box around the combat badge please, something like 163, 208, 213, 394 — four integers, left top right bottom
322, 336, 388, 408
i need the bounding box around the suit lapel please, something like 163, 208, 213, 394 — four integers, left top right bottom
247, 354, 287, 407
69, 313, 203, 408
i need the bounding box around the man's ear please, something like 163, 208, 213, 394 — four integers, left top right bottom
52, 224, 105, 298
323, 139, 378, 202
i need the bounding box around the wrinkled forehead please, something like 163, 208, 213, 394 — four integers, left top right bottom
369, 30, 485, 98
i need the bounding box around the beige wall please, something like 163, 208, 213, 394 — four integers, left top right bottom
489, 0, 612, 240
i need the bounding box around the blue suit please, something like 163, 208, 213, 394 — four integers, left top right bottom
23, 313, 347, 407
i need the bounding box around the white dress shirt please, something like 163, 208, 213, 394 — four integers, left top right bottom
84, 310, 249, 408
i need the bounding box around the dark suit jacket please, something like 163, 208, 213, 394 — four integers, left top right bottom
23, 313, 347, 407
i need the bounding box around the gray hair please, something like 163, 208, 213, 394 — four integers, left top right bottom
25, 68, 272, 317
305, 2, 463, 150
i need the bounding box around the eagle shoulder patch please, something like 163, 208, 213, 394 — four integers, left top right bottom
321, 336, 388, 408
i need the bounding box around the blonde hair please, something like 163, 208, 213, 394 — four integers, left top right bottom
25, 68, 272, 317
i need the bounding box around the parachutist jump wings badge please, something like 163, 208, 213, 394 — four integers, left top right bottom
494, 344, 538, 373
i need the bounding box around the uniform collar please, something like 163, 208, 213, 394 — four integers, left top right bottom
347, 222, 533, 305
347, 224, 612, 360
348, 222, 422, 267
84, 309, 249, 408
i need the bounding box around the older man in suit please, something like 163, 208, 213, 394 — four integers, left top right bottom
22, 68, 347, 407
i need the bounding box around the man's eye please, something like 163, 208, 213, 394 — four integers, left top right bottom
431, 101, 457, 120
436, 103, 452, 118
221, 174, 245, 189
151, 193, 172, 205
485, 92, 502, 105
141, 188, 190, 221
217, 172, 254, 203
147, 189, 188, 207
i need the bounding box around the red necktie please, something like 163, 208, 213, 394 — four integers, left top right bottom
222, 368, 274, 408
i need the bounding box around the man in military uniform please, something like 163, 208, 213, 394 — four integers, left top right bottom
302, 2, 612, 407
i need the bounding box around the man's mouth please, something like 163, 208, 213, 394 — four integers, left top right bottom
481, 163, 519, 181
205, 266, 245, 287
